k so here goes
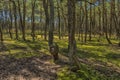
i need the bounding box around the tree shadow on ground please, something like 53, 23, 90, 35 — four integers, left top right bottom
0, 40, 69, 80
77, 49, 104, 59
105, 52, 120, 60
17, 40, 42, 50
17, 40, 48, 51
1, 40, 48, 56
81, 42, 109, 47
0, 44, 10, 52
0, 54, 60, 80
60, 48, 104, 59
60, 47, 120, 79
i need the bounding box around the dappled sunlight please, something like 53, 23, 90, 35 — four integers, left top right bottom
0, 36, 120, 79
0, 0, 120, 79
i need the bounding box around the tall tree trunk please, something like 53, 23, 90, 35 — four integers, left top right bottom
9, 3, 13, 39
78, 5, 84, 42
84, 1, 88, 43
12, 1, 18, 40
56, 0, 61, 40
22, 0, 26, 40
109, 2, 113, 39
39, 4, 43, 38
89, 2, 92, 41
60, 2, 67, 38
49, 0, 54, 46
68, 0, 76, 63
98, 6, 102, 42
102, 0, 112, 44
31, 0, 36, 41
18, 0, 25, 40
43, 0, 49, 40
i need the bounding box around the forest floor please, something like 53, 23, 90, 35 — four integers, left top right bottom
0, 37, 69, 80
0, 35, 120, 80
0, 54, 61, 80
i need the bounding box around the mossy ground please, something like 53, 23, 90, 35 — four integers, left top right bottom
0, 35, 120, 80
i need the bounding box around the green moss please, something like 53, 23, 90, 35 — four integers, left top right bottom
1, 35, 120, 80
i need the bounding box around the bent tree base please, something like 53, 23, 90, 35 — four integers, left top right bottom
49, 43, 59, 62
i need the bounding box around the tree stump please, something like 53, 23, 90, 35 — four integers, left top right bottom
49, 43, 59, 62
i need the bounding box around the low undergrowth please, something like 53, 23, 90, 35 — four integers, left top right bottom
0, 35, 120, 80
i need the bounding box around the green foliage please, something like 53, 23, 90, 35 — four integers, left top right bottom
57, 64, 120, 80
57, 66, 99, 80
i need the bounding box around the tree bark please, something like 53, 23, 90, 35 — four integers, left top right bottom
9, 3, 13, 39
56, 0, 61, 40
12, 1, 18, 40
31, 0, 36, 41
49, 0, 54, 46
68, 0, 76, 63
43, 0, 49, 40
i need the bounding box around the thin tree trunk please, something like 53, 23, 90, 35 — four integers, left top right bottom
56, 0, 61, 40
12, 1, 18, 40
31, 0, 36, 41
22, 0, 26, 40
84, 1, 88, 43
49, 0, 54, 46
9, 3, 13, 39
98, 6, 102, 42
102, 0, 112, 44
18, 0, 26, 40
89, 2, 92, 41
0, 24, 3, 43
43, 0, 49, 40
